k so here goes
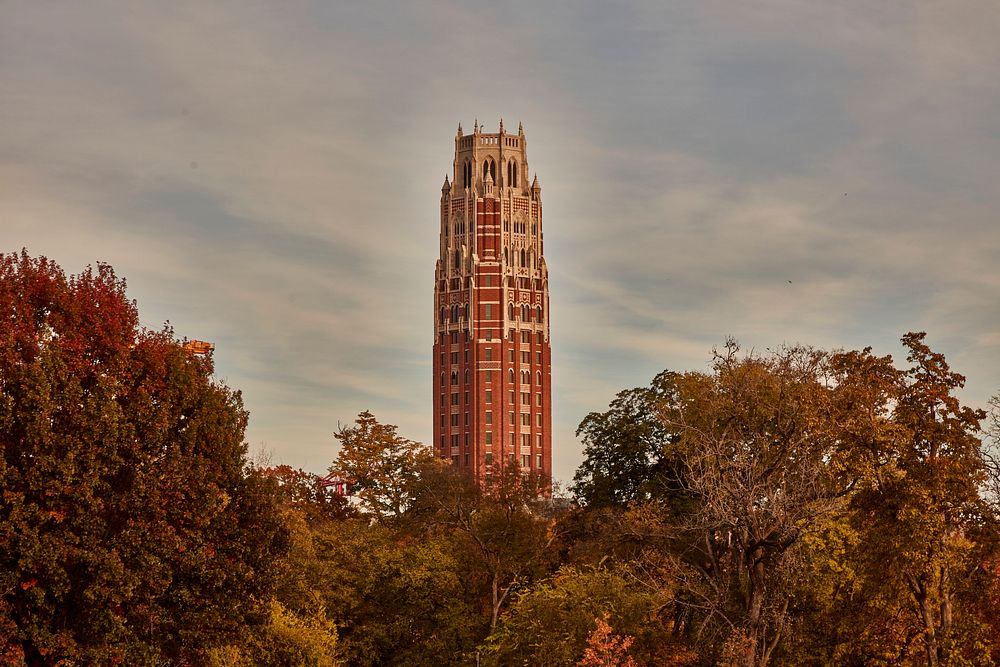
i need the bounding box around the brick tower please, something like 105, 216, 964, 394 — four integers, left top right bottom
433, 120, 551, 487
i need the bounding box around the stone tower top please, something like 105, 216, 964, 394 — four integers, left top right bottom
452, 121, 530, 197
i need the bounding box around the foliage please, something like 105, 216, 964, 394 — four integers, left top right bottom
577, 614, 638, 667
572, 370, 682, 507
573, 334, 999, 666
330, 411, 432, 520
0, 251, 287, 664
259, 464, 358, 523
208, 600, 341, 667
483, 565, 684, 667
410, 461, 562, 632
652, 342, 848, 664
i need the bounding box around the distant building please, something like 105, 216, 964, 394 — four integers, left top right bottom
432, 120, 552, 487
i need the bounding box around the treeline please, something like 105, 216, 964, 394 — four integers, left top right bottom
3, 251, 1000, 666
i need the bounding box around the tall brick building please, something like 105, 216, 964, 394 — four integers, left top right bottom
433, 120, 551, 486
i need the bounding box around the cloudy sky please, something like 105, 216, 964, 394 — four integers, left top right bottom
4, 2, 999, 484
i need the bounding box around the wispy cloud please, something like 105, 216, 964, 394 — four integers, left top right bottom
3, 1, 999, 483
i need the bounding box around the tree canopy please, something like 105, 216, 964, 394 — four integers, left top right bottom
0, 251, 287, 665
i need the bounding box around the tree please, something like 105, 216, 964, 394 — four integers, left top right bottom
572, 370, 682, 507
650, 342, 848, 664
483, 565, 690, 666
837, 333, 991, 665
330, 411, 432, 520
409, 461, 561, 632
577, 614, 638, 667
0, 251, 287, 664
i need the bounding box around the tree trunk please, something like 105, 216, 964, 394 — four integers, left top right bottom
906, 572, 939, 667
490, 572, 500, 632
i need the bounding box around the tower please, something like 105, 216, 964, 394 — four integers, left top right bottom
433, 120, 551, 487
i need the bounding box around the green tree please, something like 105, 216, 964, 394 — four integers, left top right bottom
0, 251, 287, 664
572, 370, 682, 507
483, 565, 687, 666
330, 411, 432, 520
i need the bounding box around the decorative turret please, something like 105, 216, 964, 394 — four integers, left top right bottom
483, 167, 494, 196
442, 175, 450, 196
531, 173, 541, 200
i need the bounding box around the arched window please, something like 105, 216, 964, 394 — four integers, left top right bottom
537, 305, 543, 322
451, 371, 458, 385
521, 304, 528, 321
452, 305, 458, 321
440, 373, 444, 387
536, 371, 541, 385
508, 369, 514, 383
464, 370, 469, 384
509, 303, 515, 320
520, 249, 526, 266
439, 307, 445, 324
464, 303, 469, 319
521, 370, 529, 385
463, 160, 471, 188
503, 247, 508, 264
454, 249, 460, 268
507, 160, 519, 187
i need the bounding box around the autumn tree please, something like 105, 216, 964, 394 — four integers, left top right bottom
0, 252, 288, 664
833, 334, 993, 665
329, 411, 432, 520
483, 565, 689, 666
576, 614, 638, 667
648, 342, 850, 665
409, 461, 561, 633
